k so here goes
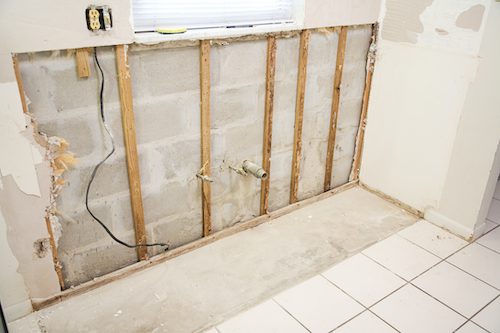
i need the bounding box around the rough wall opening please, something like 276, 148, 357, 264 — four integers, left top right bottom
18, 25, 373, 288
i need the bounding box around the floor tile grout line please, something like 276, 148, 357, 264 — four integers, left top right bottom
485, 218, 499, 225
366, 309, 402, 333
316, 275, 369, 332
362, 240, 496, 320
364, 230, 500, 293
216, 218, 499, 333
409, 282, 469, 321
318, 274, 402, 333
394, 232, 465, 261
475, 240, 500, 256
270, 298, 312, 333
363, 232, 500, 330
453, 294, 499, 333
444, 258, 500, 292
475, 222, 500, 242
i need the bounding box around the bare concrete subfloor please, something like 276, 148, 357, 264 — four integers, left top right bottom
9, 187, 418, 333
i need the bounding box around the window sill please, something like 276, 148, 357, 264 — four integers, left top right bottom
133, 22, 302, 45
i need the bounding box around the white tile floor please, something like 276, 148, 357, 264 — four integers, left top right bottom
207, 186, 500, 333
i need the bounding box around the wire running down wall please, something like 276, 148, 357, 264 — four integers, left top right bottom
18, 25, 372, 287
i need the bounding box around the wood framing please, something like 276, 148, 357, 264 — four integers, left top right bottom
115, 45, 148, 261
324, 26, 348, 192
260, 36, 277, 215
75, 48, 91, 78
199, 40, 212, 236
12, 54, 28, 114
45, 217, 65, 289
32, 180, 358, 311
290, 29, 311, 204
351, 24, 377, 181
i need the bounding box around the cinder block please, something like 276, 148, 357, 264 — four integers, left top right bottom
133, 91, 200, 145
272, 78, 296, 151
221, 121, 263, 159
39, 114, 97, 158
212, 179, 260, 231
57, 203, 113, 251
143, 181, 201, 225
341, 62, 367, 102
331, 155, 354, 188
153, 138, 201, 183
338, 98, 363, 128
57, 151, 150, 211
334, 125, 359, 161
212, 83, 263, 128
20, 49, 119, 118
60, 233, 137, 287
275, 36, 299, 82
268, 150, 293, 212
297, 138, 328, 201
307, 32, 338, 73
212, 40, 267, 89
129, 47, 199, 98
149, 213, 203, 251
345, 26, 372, 62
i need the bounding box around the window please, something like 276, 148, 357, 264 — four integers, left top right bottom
132, 0, 294, 32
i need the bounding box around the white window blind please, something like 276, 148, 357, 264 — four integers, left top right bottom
132, 0, 294, 32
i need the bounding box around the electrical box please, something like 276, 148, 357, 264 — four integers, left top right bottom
86, 5, 113, 32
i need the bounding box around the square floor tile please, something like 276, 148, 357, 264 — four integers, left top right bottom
447, 243, 500, 289
217, 300, 308, 333
477, 226, 500, 253
455, 321, 489, 333
274, 276, 364, 333
413, 261, 499, 317
371, 284, 466, 333
472, 296, 500, 333
398, 220, 468, 258
484, 220, 499, 234
333, 311, 396, 333
487, 199, 500, 224
322, 254, 405, 306
362, 235, 441, 280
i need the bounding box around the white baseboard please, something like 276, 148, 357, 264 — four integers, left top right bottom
424, 209, 474, 240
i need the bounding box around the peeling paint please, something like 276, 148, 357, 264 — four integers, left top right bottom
382, 0, 434, 44
456, 4, 485, 32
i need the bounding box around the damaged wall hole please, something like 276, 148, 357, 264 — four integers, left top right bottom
15, 24, 376, 289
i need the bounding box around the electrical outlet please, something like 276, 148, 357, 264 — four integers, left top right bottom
86, 5, 112, 32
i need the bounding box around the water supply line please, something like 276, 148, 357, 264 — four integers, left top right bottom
229, 160, 268, 180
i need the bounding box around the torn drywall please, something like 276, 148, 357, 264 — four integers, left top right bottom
381, 0, 433, 44
0, 81, 42, 196
456, 4, 485, 32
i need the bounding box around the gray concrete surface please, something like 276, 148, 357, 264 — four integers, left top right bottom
9, 187, 418, 333
18, 26, 372, 286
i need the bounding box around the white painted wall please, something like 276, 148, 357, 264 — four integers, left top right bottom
361, 0, 499, 238
428, 2, 500, 237
304, 0, 381, 28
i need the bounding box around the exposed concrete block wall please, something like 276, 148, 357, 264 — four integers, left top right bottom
18, 26, 371, 287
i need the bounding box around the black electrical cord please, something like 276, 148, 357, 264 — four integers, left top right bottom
85, 47, 168, 250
